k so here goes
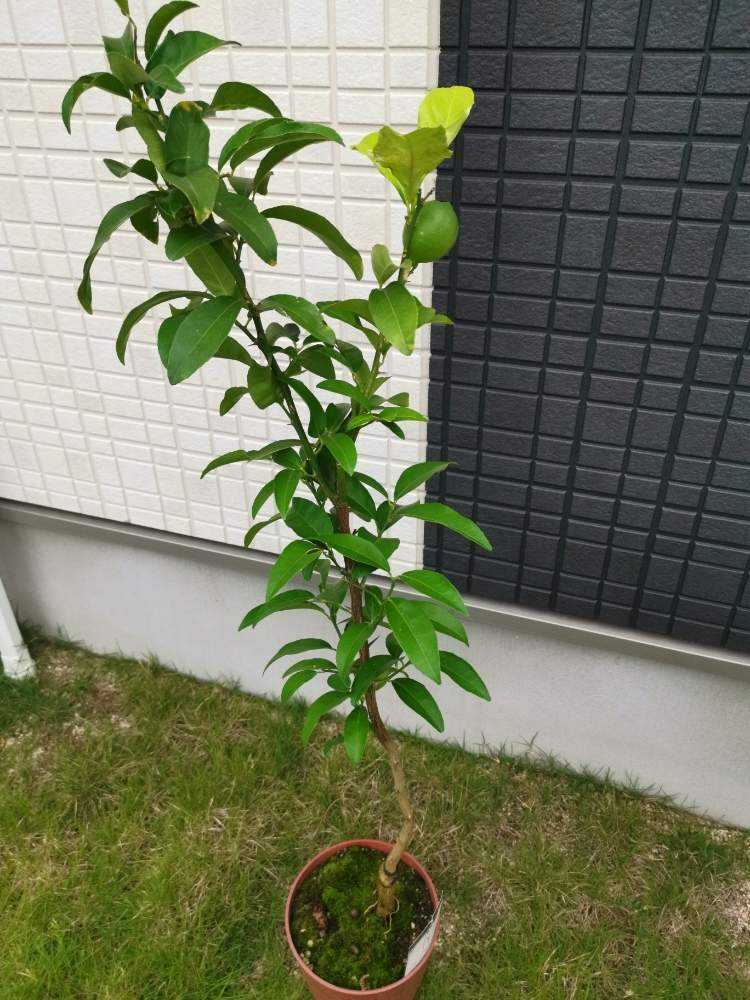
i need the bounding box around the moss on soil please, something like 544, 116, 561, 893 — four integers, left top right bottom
290, 846, 433, 990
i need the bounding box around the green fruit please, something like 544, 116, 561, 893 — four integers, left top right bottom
407, 201, 459, 264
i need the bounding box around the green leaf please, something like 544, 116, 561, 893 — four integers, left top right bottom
251, 479, 276, 518
417, 601, 468, 645
266, 539, 320, 599
167, 295, 243, 384
144, 1, 198, 60
286, 498, 334, 542
385, 598, 440, 682
345, 476, 377, 522
132, 108, 167, 175
288, 377, 326, 438
157, 313, 183, 367
164, 219, 227, 261
265, 637, 333, 670
242, 514, 281, 549
324, 434, 357, 476
103, 157, 159, 183
165, 101, 209, 175
394, 460, 450, 501
328, 674, 350, 694
103, 22, 136, 62
112, 0, 130, 15
131, 203, 159, 243
418, 86, 475, 144
398, 502, 492, 551
223, 118, 342, 172
219, 386, 247, 415
372, 244, 397, 285
284, 657, 334, 677
356, 472, 388, 498
280, 669, 317, 704
243, 514, 280, 548
247, 358, 281, 410
201, 438, 298, 477
78, 193, 155, 312
416, 301, 453, 328
377, 406, 426, 423
301, 691, 348, 744
285, 658, 334, 679
392, 677, 444, 732
317, 298, 375, 339
106, 52, 152, 90
210, 81, 281, 117
61, 73, 129, 133
355, 126, 451, 204
200, 449, 249, 477
343, 706, 370, 763
440, 651, 490, 701
146, 30, 238, 78
147, 63, 186, 94
260, 294, 333, 344
330, 534, 390, 573
214, 186, 277, 265
164, 166, 219, 224
262, 205, 363, 280
298, 346, 335, 380
217, 336, 252, 365
399, 569, 467, 615
184, 240, 241, 296
116, 289, 204, 363
352, 131, 403, 201
336, 622, 374, 674
350, 655, 395, 703
239, 589, 319, 631
368, 283, 419, 355
273, 469, 299, 516
252, 138, 322, 194
318, 380, 367, 406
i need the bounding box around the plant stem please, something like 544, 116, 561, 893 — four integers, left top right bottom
334, 502, 415, 917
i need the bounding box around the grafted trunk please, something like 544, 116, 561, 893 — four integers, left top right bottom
335, 503, 415, 917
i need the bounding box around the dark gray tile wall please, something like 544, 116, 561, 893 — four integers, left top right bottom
426, 0, 750, 651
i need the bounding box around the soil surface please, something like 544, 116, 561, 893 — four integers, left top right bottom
290, 846, 434, 990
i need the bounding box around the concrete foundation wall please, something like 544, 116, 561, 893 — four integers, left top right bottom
2, 498, 748, 828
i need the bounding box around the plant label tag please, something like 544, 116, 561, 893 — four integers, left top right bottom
404, 898, 442, 976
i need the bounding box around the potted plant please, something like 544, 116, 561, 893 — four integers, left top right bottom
62, 3, 490, 994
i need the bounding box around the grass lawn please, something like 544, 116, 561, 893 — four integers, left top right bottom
1, 632, 749, 999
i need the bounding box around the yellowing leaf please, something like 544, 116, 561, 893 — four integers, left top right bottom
417, 86, 475, 144
355, 126, 451, 204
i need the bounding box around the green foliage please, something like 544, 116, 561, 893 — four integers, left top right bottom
61, 73, 129, 133
166, 295, 243, 384
263, 205, 363, 279
144, 2, 198, 60
61, 7, 485, 786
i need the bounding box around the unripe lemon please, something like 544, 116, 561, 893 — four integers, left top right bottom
407, 201, 459, 263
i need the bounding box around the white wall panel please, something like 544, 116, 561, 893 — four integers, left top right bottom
0, 0, 440, 571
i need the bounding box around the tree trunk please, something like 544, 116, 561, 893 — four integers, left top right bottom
335, 503, 415, 918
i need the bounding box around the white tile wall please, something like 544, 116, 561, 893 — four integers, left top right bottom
0, 0, 440, 571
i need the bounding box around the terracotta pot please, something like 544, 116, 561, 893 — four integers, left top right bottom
285, 838, 440, 1000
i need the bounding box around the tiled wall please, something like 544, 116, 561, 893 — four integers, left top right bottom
427, 0, 750, 651
0, 0, 439, 571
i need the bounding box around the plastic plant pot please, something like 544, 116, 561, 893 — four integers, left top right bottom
285, 839, 440, 1000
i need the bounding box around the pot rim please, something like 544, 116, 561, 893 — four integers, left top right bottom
284, 838, 440, 996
